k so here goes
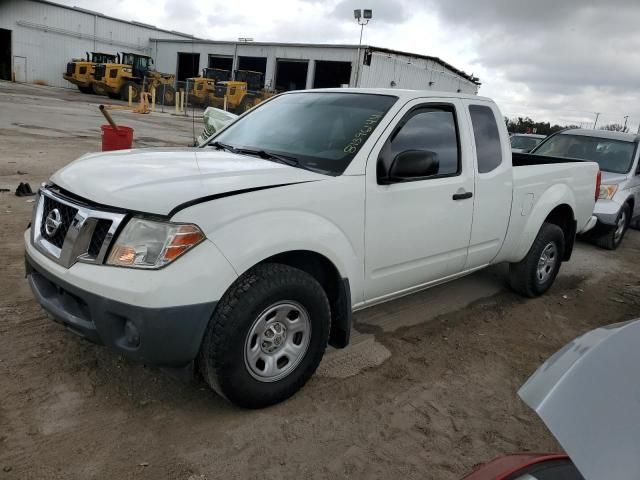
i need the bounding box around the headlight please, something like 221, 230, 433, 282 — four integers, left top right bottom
107, 218, 205, 269
122, 67, 132, 73
598, 184, 618, 200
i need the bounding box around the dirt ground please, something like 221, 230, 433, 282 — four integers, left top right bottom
1, 80, 639, 479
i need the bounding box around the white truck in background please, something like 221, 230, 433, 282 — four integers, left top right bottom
25, 89, 600, 408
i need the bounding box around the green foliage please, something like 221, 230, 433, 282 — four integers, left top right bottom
504, 116, 567, 135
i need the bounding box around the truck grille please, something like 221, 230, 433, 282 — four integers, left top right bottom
66, 62, 75, 75
40, 196, 77, 248
94, 64, 105, 81
215, 84, 226, 97
31, 188, 126, 268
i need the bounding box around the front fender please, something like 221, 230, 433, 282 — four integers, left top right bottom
504, 183, 577, 263
212, 210, 360, 287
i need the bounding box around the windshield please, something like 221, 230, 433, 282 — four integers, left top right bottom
533, 134, 636, 173
511, 135, 544, 151
206, 92, 397, 175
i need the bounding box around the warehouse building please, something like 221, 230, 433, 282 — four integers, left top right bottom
152, 40, 480, 94
0, 0, 192, 87
0, 0, 480, 94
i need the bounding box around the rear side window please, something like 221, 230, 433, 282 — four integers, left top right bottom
379, 106, 460, 179
469, 105, 502, 173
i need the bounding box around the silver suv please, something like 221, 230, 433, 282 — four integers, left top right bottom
532, 129, 640, 249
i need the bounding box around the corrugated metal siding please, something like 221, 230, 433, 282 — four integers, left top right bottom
359, 52, 478, 94
0, 0, 189, 88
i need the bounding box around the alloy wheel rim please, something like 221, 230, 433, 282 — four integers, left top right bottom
615, 211, 627, 241
244, 301, 311, 382
537, 242, 558, 284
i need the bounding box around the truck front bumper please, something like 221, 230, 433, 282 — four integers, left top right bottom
593, 199, 622, 226
26, 252, 216, 367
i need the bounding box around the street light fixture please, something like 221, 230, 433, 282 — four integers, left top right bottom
353, 8, 372, 87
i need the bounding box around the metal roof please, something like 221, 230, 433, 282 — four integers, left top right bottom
29, 0, 195, 39
150, 39, 480, 84
560, 129, 640, 142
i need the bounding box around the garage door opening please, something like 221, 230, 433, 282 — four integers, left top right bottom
176, 52, 200, 81
237, 56, 266, 86
208, 55, 232, 72
0, 29, 11, 81
275, 59, 308, 92
313, 61, 352, 88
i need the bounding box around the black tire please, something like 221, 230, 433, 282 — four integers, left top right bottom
198, 263, 330, 408
235, 96, 253, 114
106, 92, 120, 100
630, 216, 640, 231
156, 84, 176, 107
120, 81, 141, 102
596, 204, 630, 250
77, 85, 92, 94
508, 223, 565, 298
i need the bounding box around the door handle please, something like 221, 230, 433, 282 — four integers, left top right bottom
452, 191, 473, 200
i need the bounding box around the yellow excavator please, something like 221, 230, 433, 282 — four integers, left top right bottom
92, 52, 176, 106
63, 52, 117, 93
187, 69, 274, 113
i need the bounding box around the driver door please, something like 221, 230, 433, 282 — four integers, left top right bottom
363, 98, 475, 303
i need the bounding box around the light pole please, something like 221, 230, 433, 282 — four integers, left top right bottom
233, 37, 253, 80
353, 9, 372, 87
593, 112, 600, 130
623, 115, 629, 132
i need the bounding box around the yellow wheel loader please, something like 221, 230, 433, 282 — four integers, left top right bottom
93, 52, 176, 106
63, 52, 117, 94
187, 69, 274, 113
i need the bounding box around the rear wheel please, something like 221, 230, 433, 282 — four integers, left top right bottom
596, 204, 630, 250
120, 81, 141, 103
198, 263, 330, 408
156, 84, 176, 106
509, 223, 565, 297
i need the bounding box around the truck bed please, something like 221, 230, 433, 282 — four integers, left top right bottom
512, 152, 584, 167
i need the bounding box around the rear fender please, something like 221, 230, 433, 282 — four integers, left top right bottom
508, 184, 577, 263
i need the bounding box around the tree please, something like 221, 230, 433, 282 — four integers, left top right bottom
600, 123, 629, 133
504, 116, 565, 135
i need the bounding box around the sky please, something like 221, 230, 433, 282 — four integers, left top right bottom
55, 0, 640, 132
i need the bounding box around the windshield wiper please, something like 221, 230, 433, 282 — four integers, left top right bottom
234, 148, 299, 167
209, 141, 237, 153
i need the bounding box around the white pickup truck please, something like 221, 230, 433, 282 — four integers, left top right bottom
25, 89, 600, 408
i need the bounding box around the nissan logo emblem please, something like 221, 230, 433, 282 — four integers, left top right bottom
44, 208, 62, 237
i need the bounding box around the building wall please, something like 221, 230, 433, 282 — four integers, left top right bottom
153, 41, 478, 94
359, 51, 479, 94
152, 41, 361, 90
0, 0, 190, 88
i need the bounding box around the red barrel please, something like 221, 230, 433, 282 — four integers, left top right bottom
101, 125, 134, 151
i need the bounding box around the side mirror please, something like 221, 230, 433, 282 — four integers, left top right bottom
383, 150, 439, 183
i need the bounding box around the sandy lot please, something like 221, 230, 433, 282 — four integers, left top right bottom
1, 80, 639, 479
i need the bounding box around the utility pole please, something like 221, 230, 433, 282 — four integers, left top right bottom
353, 9, 372, 88
623, 115, 629, 132
593, 112, 600, 130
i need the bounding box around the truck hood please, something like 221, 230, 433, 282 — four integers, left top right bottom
600, 171, 629, 185
519, 319, 640, 480
51, 148, 326, 216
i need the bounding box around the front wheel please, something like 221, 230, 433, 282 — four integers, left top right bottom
198, 263, 330, 408
508, 223, 565, 297
596, 204, 630, 250
120, 81, 141, 103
